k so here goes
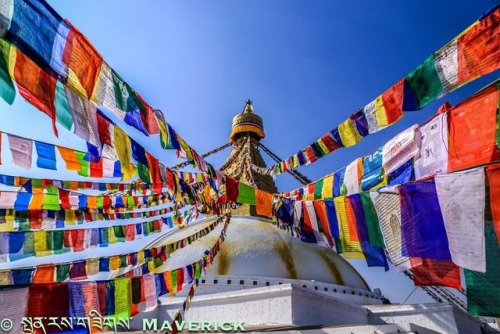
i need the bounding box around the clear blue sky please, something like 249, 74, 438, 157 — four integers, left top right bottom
3, 0, 499, 304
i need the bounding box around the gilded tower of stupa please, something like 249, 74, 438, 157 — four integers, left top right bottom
220, 100, 278, 216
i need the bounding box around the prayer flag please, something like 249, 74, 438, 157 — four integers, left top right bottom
399, 179, 451, 261
448, 84, 499, 172
457, 7, 500, 85
371, 187, 411, 272
405, 54, 443, 109
486, 164, 500, 244
0, 39, 15, 105
8, 134, 32, 169
114, 127, 132, 180
411, 258, 461, 289
414, 113, 448, 179
35, 141, 57, 170
435, 167, 486, 272
237, 183, 256, 205
255, 189, 273, 217
464, 223, 500, 317
382, 125, 419, 174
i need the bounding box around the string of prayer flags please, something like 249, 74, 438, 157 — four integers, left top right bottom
255, 6, 500, 177
435, 167, 486, 272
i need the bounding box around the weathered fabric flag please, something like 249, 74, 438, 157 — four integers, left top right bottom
414, 113, 448, 179
8, 134, 32, 169
382, 125, 419, 174
371, 187, 411, 272
344, 159, 360, 195
435, 167, 486, 272
255, 189, 273, 217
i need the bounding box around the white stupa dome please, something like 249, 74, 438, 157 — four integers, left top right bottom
151, 216, 370, 291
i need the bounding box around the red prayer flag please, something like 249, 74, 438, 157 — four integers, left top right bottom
487, 164, 500, 244
62, 21, 103, 98
14, 51, 58, 136
411, 257, 461, 289
457, 7, 500, 84
448, 85, 500, 172
382, 78, 405, 124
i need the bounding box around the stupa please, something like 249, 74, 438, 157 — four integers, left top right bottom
128, 101, 494, 334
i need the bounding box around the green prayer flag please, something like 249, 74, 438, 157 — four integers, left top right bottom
23, 232, 34, 255
127, 196, 135, 208
171, 270, 178, 292
97, 196, 104, 209
42, 194, 61, 211
113, 226, 125, 240
195, 262, 201, 279
138, 162, 151, 183
55, 81, 73, 130
114, 278, 132, 319
45, 231, 54, 251
0, 39, 15, 105
52, 230, 64, 253
56, 264, 70, 282
75, 151, 89, 177
405, 54, 444, 109
360, 192, 385, 247
465, 222, 500, 317
120, 255, 127, 268
315, 179, 323, 199
236, 183, 256, 205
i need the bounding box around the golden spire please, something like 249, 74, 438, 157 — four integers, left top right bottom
229, 99, 265, 142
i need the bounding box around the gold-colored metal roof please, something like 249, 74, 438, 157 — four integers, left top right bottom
229, 99, 265, 142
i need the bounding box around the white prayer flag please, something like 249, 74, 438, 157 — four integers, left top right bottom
435, 167, 486, 272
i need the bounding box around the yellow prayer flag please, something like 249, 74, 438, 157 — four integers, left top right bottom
338, 119, 363, 147
334, 197, 364, 259
108, 227, 118, 245
292, 155, 300, 169
0, 270, 10, 286
65, 210, 76, 226
109, 255, 121, 270
374, 96, 389, 127
86, 258, 99, 276
114, 127, 132, 180
67, 69, 88, 98
322, 174, 334, 199
138, 251, 145, 265
34, 231, 52, 257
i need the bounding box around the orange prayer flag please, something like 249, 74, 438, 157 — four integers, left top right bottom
86, 196, 97, 209
487, 164, 500, 244
28, 193, 45, 210
255, 189, 273, 217
33, 264, 55, 283
57, 147, 81, 171
448, 85, 500, 172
